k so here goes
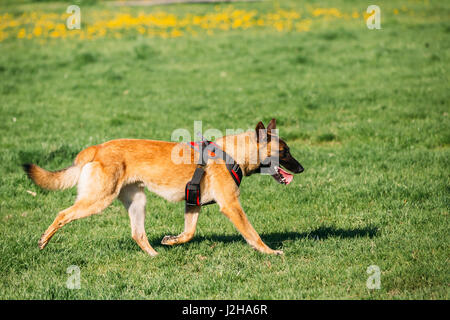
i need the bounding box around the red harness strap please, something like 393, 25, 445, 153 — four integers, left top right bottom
185, 140, 243, 207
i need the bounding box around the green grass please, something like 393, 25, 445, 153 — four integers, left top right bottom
0, 0, 449, 299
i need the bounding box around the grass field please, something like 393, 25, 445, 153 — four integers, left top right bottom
0, 0, 449, 299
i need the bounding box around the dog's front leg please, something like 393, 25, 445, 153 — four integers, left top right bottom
161, 205, 200, 246
220, 199, 283, 255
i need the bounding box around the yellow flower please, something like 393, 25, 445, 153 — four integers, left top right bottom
171, 28, 182, 37
17, 28, 26, 38
33, 26, 42, 37
232, 19, 242, 29
2, 6, 321, 42
0, 30, 7, 41
312, 8, 342, 18
274, 21, 284, 32
137, 26, 146, 34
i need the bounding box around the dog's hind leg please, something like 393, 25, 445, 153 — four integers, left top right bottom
161, 205, 200, 246
118, 183, 158, 256
38, 162, 121, 250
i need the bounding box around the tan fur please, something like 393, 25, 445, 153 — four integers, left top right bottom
25, 125, 284, 256
24, 145, 97, 190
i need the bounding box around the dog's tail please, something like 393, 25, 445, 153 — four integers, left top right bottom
23, 145, 98, 190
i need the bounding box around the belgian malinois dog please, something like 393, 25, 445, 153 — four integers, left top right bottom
24, 119, 303, 256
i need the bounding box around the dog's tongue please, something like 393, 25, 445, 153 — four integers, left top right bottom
279, 167, 294, 185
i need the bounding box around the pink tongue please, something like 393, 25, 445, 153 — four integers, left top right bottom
278, 167, 294, 185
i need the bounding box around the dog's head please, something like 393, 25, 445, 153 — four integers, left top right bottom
250, 118, 304, 185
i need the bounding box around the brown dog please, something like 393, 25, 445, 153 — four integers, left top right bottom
24, 119, 303, 256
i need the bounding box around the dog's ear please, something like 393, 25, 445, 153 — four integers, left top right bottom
255, 121, 265, 141
267, 118, 276, 132
266, 118, 276, 142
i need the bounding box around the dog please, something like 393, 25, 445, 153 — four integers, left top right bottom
23, 119, 304, 256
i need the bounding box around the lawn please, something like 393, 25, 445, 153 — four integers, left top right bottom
0, 0, 448, 299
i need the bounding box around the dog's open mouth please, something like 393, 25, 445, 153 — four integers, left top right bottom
271, 166, 294, 185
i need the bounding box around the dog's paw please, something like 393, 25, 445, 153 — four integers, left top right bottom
273, 249, 284, 255
146, 250, 159, 257
38, 236, 47, 250
161, 235, 178, 246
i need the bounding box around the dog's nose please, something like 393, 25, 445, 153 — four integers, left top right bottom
296, 164, 304, 173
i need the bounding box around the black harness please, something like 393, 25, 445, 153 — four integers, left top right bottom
185, 140, 243, 208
